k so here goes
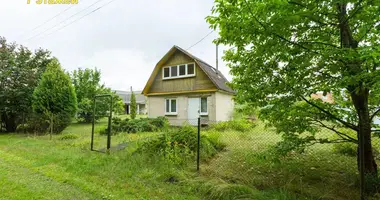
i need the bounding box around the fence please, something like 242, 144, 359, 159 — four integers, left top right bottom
88, 115, 379, 199
195, 118, 380, 200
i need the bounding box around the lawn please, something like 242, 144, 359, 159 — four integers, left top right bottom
0, 117, 378, 200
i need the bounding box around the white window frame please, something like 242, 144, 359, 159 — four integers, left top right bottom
162, 63, 196, 80
200, 97, 208, 116
165, 98, 178, 115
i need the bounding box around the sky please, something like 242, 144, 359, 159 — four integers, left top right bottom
0, 0, 232, 91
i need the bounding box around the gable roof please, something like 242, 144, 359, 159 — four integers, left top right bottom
142, 45, 235, 95
114, 90, 146, 104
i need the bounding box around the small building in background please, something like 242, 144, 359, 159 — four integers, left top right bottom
311, 92, 334, 103
114, 90, 147, 115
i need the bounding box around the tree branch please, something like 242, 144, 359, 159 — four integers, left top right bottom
298, 41, 340, 48
243, 0, 312, 52
301, 96, 358, 131
342, 0, 364, 24
311, 119, 358, 143
370, 107, 380, 122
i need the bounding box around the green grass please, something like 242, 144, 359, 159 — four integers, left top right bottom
199, 121, 377, 200
0, 119, 376, 199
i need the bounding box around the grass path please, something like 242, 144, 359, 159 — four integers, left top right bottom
0, 155, 93, 200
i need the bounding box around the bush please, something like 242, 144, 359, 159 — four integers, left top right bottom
100, 117, 168, 135
59, 133, 79, 140
333, 142, 357, 157
137, 125, 226, 163
332, 129, 358, 157
211, 119, 254, 132
21, 112, 72, 134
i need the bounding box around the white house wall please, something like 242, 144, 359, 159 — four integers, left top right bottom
147, 93, 217, 126
215, 92, 234, 121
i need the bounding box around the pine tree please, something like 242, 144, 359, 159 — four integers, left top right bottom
130, 87, 137, 120
32, 59, 77, 139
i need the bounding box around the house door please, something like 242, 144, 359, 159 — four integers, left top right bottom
188, 98, 200, 120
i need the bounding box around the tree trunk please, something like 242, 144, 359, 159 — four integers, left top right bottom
1, 113, 17, 133
351, 90, 378, 176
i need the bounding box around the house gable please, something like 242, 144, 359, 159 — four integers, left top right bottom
144, 49, 217, 95
142, 45, 234, 96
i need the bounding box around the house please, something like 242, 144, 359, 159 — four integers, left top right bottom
311, 92, 334, 103
115, 90, 147, 115
142, 45, 235, 125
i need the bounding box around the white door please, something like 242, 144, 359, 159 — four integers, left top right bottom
188, 98, 200, 120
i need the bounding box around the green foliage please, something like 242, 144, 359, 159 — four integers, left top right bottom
32, 59, 77, 134
130, 90, 137, 119
138, 125, 225, 162
211, 119, 254, 132
59, 133, 79, 140
101, 117, 168, 135
71, 68, 124, 123
23, 112, 72, 134
207, 0, 380, 172
0, 37, 52, 132
333, 142, 357, 157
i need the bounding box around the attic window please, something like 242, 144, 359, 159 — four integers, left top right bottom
162, 63, 196, 80
163, 68, 170, 78
171, 66, 178, 77
179, 65, 186, 76
187, 64, 195, 75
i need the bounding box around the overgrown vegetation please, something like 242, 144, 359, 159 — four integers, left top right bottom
137, 125, 226, 164
71, 68, 124, 123
207, 0, 380, 179
209, 119, 254, 132
100, 116, 168, 135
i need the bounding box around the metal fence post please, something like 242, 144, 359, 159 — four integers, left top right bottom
197, 117, 200, 172
91, 98, 96, 151
107, 96, 113, 150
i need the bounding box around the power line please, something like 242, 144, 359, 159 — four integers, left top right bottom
19, 4, 76, 38
30, 0, 119, 42
25, 0, 108, 41
186, 30, 214, 50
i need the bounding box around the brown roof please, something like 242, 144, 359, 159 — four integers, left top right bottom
142, 45, 235, 95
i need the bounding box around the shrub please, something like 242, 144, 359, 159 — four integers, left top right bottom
32, 59, 77, 136
332, 129, 357, 157
211, 119, 254, 132
333, 142, 357, 157
137, 125, 226, 163
22, 112, 72, 134
59, 133, 79, 140
100, 117, 168, 135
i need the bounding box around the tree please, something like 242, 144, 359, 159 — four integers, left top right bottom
130, 87, 137, 119
207, 0, 380, 177
32, 59, 77, 138
71, 68, 123, 123
0, 37, 52, 132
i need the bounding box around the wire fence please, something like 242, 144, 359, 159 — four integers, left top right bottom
195, 118, 380, 200
87, 115, 379, 199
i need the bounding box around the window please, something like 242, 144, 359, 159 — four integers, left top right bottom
200, 97, 208, 115
162, 63, 196, 79
187, 64, 195, 75
179, 65, 186, 76
170, 66, 178, 77
165, 99, 177, 115
163, 67, 170, 78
